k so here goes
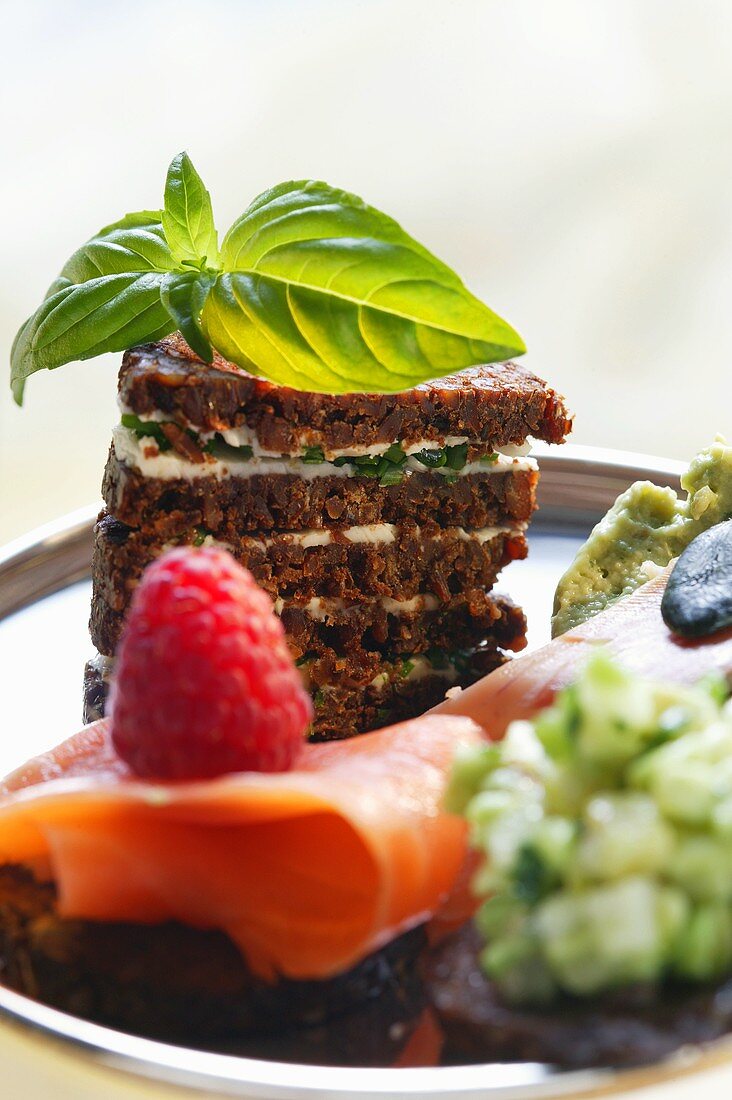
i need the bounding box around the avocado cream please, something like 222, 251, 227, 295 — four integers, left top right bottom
552, 437, 732, 638
447, 655, 732, 1004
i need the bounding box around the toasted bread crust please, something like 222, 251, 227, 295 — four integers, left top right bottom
119, 336, 573, 453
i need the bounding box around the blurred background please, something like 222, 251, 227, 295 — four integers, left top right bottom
1, 0, 731, 543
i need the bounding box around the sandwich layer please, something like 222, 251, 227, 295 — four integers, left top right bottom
103, 455, 539, 534
309, 643, 511, 740
83, 641, 513, 738
92, 511, 528, 609
90, 582, 527, 662
119, 336, 573, 455
278, 591, 527, 663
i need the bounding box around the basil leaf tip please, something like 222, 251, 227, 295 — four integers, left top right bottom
11, 154, 526, 403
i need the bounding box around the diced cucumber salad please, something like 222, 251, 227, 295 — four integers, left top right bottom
447, 654, 732, 1004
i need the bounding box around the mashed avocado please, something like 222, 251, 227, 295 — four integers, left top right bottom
552, 437, 732, 638
446, 656, 732, 1004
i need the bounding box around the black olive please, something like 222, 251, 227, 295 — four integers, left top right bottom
661, 519, 732, 638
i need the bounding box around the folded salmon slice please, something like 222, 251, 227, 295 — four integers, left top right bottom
0, 714, 481, 982
435, 570, 732, 738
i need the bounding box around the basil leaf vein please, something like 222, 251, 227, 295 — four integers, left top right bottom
203, 180, 524, 394
11, 272, 176, 403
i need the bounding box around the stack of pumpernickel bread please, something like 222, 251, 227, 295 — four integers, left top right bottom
85, 334, 572, 738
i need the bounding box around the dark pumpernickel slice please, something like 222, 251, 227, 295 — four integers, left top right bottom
120, 335, 573, 454
0, 865, 426, 1043
90, 582, 527, 662
102, 455, 539, 534
92, 511, 528, 610
279, 591, 527, 664
83, 640, 510, 738
309, 644, 510, 741
427, 922, 732, 1070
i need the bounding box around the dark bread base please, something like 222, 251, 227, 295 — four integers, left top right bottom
427, 922, 732, 1069
0, 865, 426, 1044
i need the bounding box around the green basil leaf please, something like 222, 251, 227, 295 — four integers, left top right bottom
160, 271, 215, 363
12, 165, 527, 402
162, 152, 219, 269
204, 180, 525, 393
49, 211, 175, 290
11, 272, 175, 403
11, 211, 178, 403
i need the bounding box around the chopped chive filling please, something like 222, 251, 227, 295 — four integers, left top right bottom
332, 444, 408, 486
414, 442, 469, 471
302, 446, 326, 463
444, 442, 469, 470
413, 448, 447, 469
192, 525, 212, 547
121, 415, 253, 462
204, 437, 254, 461
122, 417, 499, 481
447, 654, 732, 1004
121, 413, 172, 451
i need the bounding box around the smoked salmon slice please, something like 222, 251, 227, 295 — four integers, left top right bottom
435, 570, 732, 738
0, 714, 481, 982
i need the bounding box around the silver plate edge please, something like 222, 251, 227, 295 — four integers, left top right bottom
0, 443, 719, 1100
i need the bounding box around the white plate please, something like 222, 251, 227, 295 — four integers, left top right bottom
5, 443, 723, 1100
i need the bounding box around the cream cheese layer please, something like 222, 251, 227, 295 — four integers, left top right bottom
272, 594, 441, 619
118, 403, 533, 461
238, 522, 524, 552
113, 425, 537, 482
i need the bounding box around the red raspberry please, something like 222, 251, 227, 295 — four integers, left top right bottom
109, 547, 312, 779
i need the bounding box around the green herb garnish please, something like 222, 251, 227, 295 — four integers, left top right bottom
383, 443, 408, 465
11, 153, 525, 404
511, 844, 555, 905
414, 448, 447, 469
302, 446, 325, 464
120, 413, 171, 451
204, 436, 253, 462
444, 442, 469, 470
377, 465, 406, 487
481, 452, 500, 465
338, 446, 408, 486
